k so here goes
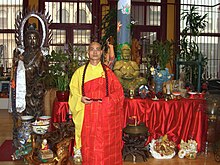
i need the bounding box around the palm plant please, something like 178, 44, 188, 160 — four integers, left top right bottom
152, 40, 174, 70
177, 6, 208, 91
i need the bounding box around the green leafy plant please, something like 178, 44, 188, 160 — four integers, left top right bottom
57, 74, 69, 91
180, 6, 208, 60
66, 43, 87, 79
178, 6, 208, 90
44, 50, 69, 90
152, 40, 174, 70
44, 45, 86, 90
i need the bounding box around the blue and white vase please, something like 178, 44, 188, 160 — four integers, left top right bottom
154, 68, 173, 93
17, 116, 34, 146
12, 116, 34, 160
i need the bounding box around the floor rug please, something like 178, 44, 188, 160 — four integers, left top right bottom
0, 140, 15, 161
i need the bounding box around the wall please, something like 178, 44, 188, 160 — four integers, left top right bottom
167, 0, 175, 73
167, 0, 175, 41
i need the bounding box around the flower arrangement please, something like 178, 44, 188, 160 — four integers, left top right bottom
178, 139, 198, 159
149, 135, 176, 159
152, 40, 173, 70
150, 66, 173, 93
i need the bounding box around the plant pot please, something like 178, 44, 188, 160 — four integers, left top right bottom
56, 90, 70, 102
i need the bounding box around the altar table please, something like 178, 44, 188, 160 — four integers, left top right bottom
123, 98, 208, 152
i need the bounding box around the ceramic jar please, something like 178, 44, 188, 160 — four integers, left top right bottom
12, 116, 34, 160
17, 116, 34, 145
154, 68, 173, 93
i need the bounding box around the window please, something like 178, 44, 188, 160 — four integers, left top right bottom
0, 0, 24, 71
130, 0, 164, 70
180, 0, 220, 79
79, 9, 87, 23
42, 0, 95, 61
56, 9, 70, 23
0, 10, 7, 29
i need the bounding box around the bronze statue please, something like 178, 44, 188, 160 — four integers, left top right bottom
113, 44, 147, 94
13, 24, 47, 117
11, 10, 52, 153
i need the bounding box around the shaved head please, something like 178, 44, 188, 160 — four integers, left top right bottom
89, 42, 101, 49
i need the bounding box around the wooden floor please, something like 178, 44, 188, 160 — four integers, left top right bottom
0, 109, 219, 165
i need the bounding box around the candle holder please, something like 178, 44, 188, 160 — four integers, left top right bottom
129, 89, 135, 99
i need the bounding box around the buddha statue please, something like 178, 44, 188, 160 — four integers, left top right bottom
113, 44, 147, 94
13, 24, 47, 117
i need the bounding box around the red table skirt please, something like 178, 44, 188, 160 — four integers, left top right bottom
52, 101, 69, 123
123, 98, 208, 152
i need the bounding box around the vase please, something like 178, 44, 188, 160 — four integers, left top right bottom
154, 68, 173, 94
17, 116, 34, 146
12, 116, 34, 160
155, 80, 164, 94
56, 90, 70, 102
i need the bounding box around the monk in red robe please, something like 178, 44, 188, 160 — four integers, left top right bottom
69, 42, 124, 165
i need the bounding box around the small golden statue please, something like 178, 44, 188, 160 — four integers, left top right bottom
39, 139, 54, 160
113, 44, 147, 94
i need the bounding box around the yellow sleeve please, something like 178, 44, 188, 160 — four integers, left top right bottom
68, 66, 85, 116
67, 63, 103, 149
68, 66, 85, 149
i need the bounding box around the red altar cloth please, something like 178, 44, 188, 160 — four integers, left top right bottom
123, 98, 208, 152
51, 100, 69, 123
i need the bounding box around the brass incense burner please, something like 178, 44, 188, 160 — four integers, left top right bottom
123, 123, 148, 135
122, 123, 149, 162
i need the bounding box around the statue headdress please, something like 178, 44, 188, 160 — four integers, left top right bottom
14, 8, 52, 56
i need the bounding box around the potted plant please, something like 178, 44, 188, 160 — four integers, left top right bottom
150, 40, 174, 93
56, 74, 70, 102
57, 74, 69, 91
152, 40, 174, 70
177, 6, 208, 91
44, 49, 70, 101
44, 45, 87, 101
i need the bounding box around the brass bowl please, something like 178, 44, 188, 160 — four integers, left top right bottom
123, 123, 148, 135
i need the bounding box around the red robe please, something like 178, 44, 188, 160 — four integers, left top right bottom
81, 66, 124, 165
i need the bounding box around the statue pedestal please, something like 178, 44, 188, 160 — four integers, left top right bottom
38, 149, 54, 160
122, 123, 149, 162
